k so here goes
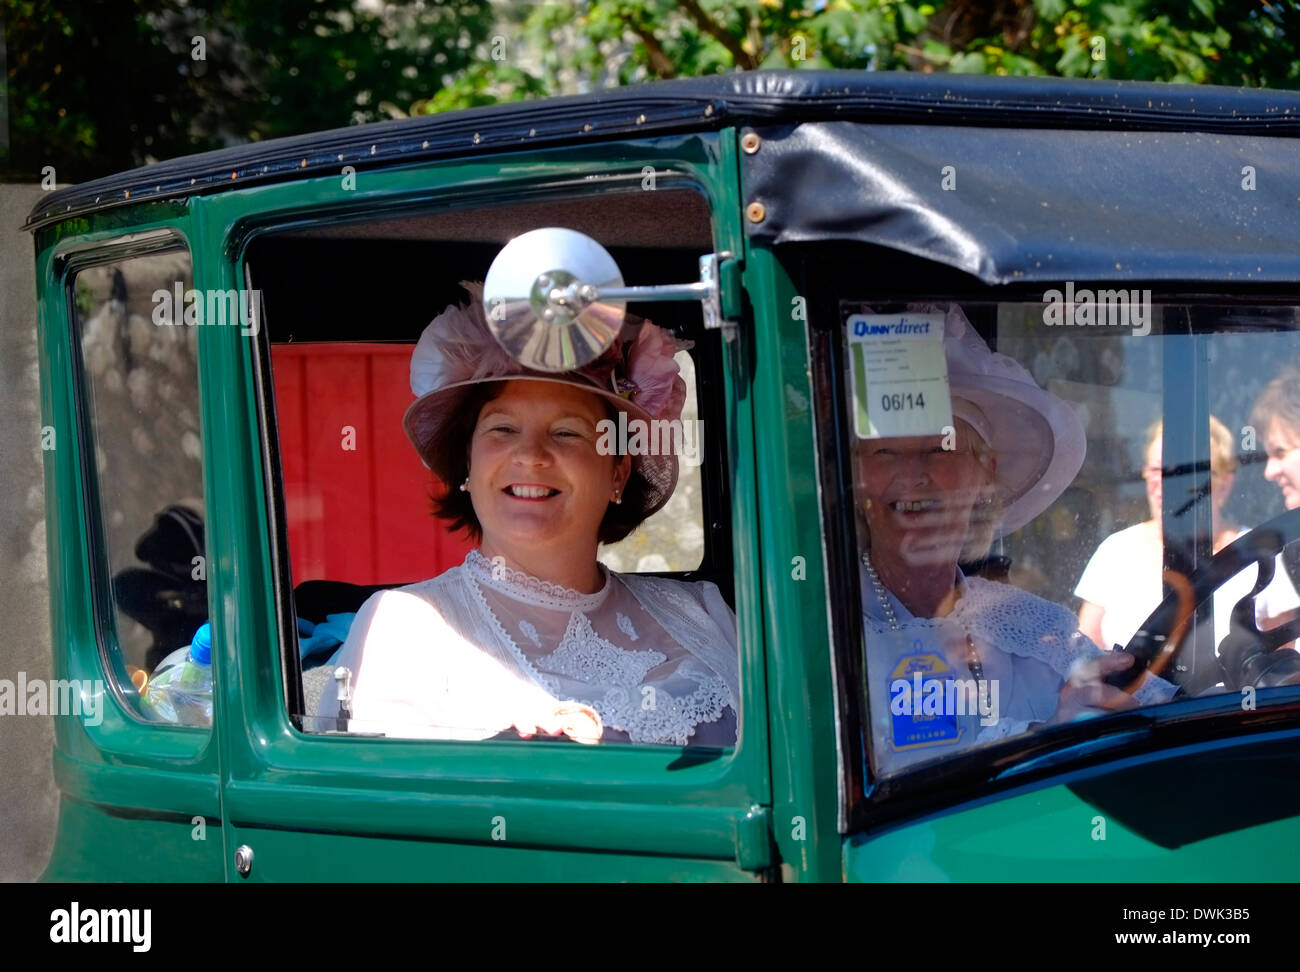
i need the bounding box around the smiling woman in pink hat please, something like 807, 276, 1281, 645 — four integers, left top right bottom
854, 305, 1176, 777
321, 283, 738, 746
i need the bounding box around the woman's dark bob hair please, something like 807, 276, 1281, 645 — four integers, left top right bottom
426, 381, 653, 544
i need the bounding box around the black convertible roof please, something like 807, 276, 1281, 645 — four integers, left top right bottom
26, 70, 1300, 232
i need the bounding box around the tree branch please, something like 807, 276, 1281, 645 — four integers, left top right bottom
624, 16, 678, 79
676, 0, 758, 70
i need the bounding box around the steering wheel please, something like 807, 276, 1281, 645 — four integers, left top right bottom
1106, 508, 1300, 693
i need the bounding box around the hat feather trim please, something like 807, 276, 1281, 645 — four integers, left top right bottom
410, 281, 523, 397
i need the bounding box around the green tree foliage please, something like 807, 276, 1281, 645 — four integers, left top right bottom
425, 0, 1300, 112
4, 1, 1296, 181
1, 0, 495, 181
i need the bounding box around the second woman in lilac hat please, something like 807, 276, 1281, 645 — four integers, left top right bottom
852, 304, 1175, 778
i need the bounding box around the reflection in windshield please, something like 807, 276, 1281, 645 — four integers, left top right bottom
1076, 416, 1300, 694
844, 301, 1300, 779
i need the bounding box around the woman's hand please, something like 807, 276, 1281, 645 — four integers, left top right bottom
512, 702, 604, 744
1046, 652, 1142, 725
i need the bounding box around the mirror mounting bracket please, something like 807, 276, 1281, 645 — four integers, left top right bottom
484, 227, 741, 371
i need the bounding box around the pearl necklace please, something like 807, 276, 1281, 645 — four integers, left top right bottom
860, 552, 986, 683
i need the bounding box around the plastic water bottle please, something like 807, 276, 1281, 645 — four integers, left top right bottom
143, 622, 213, 726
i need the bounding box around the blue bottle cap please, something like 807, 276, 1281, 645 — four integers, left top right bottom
189, 622, 212, 665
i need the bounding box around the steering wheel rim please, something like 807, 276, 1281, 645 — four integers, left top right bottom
1110, 508, 1300, 692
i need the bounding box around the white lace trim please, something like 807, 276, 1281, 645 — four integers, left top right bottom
466, 548, 610, 611
518, 619, 542, 647
463, 568, 563, 696
544, 618, 731, 745
587, 674, 732, 747
865, 576, 1097, 677
658, 584, 702, 618
865, 576, 1177, 710
621, 574, 740, 711
545, 612, 666, 685
461, 560, 734, 745
616, 612, 639, 641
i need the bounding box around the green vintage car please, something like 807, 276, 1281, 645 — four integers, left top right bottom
26, 70, 1300, 882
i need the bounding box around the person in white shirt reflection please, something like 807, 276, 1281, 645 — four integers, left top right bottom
1249, 366, 1300, 638
1256, 366, 1300, 513
322, 283, 738, 746
1076, 417, 1299, 665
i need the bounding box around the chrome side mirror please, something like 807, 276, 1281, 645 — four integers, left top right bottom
482, 227, 728, 372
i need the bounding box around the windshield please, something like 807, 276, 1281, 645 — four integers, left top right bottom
823, 296, 1300, 782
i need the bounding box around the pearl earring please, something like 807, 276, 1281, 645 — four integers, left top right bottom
459, 478, 469, 492
613, 491, 623, 504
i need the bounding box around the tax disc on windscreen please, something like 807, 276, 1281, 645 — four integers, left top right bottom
887, 643, 963, 752
846, 312, 953, 438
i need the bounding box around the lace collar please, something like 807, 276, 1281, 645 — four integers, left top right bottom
465, 548, 612, 612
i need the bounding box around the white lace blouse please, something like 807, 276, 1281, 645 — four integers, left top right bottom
323, 550, 740, 746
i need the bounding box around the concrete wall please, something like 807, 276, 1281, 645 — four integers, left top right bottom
0, 183, 58, 883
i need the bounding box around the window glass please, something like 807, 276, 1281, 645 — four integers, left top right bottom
71, 250, 210, 726
834, 299, 1300, 780
271, 345, 703, 588
280, 338, 722, 744
599, 350, 704, 574
255, 189, 735, 747
270, 339, 473, 588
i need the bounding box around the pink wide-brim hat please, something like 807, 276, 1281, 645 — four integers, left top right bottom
932, 303, 1086, 536
402, 282, 687, 520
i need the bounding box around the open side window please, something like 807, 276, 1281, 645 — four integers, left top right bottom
243, 186, 736, 744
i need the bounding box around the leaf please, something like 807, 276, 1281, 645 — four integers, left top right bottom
1098, 2, 1135, 28
921, 38, 953, 61
898, 2, 927, 35
949, 51, 986, 74
999, 52, 1048, 76
1056, 41, 1092, 77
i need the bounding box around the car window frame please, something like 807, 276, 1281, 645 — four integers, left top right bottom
203, 142, 773, 872
61, 229, 212, 734
242, 182, 734, 737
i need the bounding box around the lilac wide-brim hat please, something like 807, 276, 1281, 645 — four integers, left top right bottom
402, 281, 689, 521
931, 303, 1086, 536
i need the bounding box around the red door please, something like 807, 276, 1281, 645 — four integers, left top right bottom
271, 342, 472, 586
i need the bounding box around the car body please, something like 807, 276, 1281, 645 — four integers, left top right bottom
27, 70, 1300, 882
